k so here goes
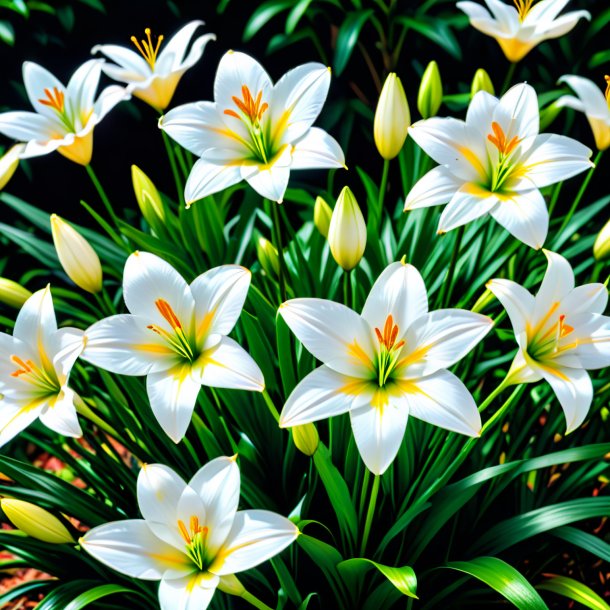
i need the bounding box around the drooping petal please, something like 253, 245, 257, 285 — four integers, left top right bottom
557, 75, 608, 120
92, 43, 150, 77
147, 365, 201, 443
361, 262, 428, 338
38, 386, 81, 437
156, 21, 205, 71
493, 83, 539, 143
289, 127, 345, 170
486, 278, 534, 340
91, 85, 129, 124
196, 336, 264, 392
457, 1, 505, 38
80, 519, 192, 579
210, 510, 298, 576
350, 396, 409, 475
22, 62, 65, 120
404, 166, 462, 211
489, 188, 548, 249
533, 250, 575, 324
0, 111, 63, 143
279, 299, 375, 378
399, 369, 481, 436
82, 314, 178, 376
13, 286, 57, 352
534, 10, 590, 39
280, 365, 360, 427
184, 159, 243, 205
243, 161, 290, 203
158, 573, 217, 610
438, 185, 499, 233
0, 400, 45, 448
177, 33, 216, 74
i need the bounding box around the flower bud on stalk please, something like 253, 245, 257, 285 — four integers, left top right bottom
417, 61, 443, 119
471, 69, 494, 97
0, 278, 32, 308
314, 196, 333, 237
0, 144, 24, 190
292, 423, 319, 456
256, 237, 280, 277
51, 214, 103, 294
131, 165, 166, 227
594, 218, 610, 261
328, 187, 367, 271
374, 73, 410, 160
0, 498, 75, 544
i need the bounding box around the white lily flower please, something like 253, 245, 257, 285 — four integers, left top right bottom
160, 50, 345, 205
0, 60, 128, 165
92, 22, 215, 112
81, 457, 298, 610
488, 250, 610, 433
0, 287, 84, 446
556, 75, 610, 151
81, 252, 264, 442
279, 261, 492, 475
404, 83, 593, 250
457, 0, 590, 63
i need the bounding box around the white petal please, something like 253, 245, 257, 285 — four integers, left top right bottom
156, 21, 205, 71
457, 1, 493, 23
401, 369, 481, 436
466, 90, 499, 136
81, 520, 191, 579
66, 59, 103, 116
244, 163, 290, 203
92, 43, 150, 76
190, 265, 251, 341
14, 286, 57, 351
484, 0, 521, 32
561, 283, 608, 316
196, 336, 264, 392
147, 365, 201, 442
438, 185, 499, 233
0, 400, 44, 448
290, 127, 345, 170
350, 396, 409, 475
0, 111, 63, 143
404, 166, 461, 211
210, 510, 298, 576
92, 85, 129, 123
50, 327, 85, 382
560, 313, 610, 370
493, 83, 539, 143
486, 278, 534, 338
178, 33, 216, 74
489, 188, 548, 249
525, 0, 570, 22
361, 262, 428, 337
279, 299, 375, 378
534, 250, 575, 324
557, 75, 608, 119
280, 365, 359, 427
158, 574, 217, 610
535, 10, 590, 38
185, 159, 243, 205
39, 386, 81, 437
22, 62, 65, 120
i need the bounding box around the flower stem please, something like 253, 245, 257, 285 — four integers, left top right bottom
438, 225, 465, 308
477, 377, 510, 413
376, 158, 390, 229
358, 467, 371, 520
271, 202, 288, 303
241, 591, 274, 610
160, 129, 185, 207
85, 164, 120, 229
501, 62, 517, 94
343, 270, 352, 308
74, 395, 120, 439
262, 389, 281, 423
360, 473, 380, 555
557, 150, 603, 235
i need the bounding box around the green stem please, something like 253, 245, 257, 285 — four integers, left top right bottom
438, 225, 465, 308
161, 129, 184, 207
547, 181, 563, 217
358, 467, 371, 520
271, 202, 288, 303
74, 395, 121, 439
85, 164, 120, 228
501, 62, 517, 94
343, 270, 352, 308
477, 377, 510, 413
557, 150, 603, 235
377, 158, 390, 229
262, 389, 281, 423
360, 474, 380, 555
241, 591, 274, 610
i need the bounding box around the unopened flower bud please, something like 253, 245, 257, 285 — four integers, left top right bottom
131, 165, 166, 227
594, 218, 610, 261
51, 214, 103, 294
374, 73, 410, 160
1, 498, 75, 544
471, 69, 494, 97
328, 187, 366, 271
0, 278, 32, 309
256, 237, 280, 276
417, 61, 443, 119
471, 288, 494, 313
314, 196, 332, 237
0, 144, 24, 191
217, 574, 246, 596
292, 423, 319, 456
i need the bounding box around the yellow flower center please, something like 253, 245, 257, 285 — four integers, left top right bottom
10, 355, 59, 394
513, 0, 536, 20
224, 85, 269, 126
131, 28, 164, 70
177, 516, 210, 570
374, 315, 405, 387
487, 121, 522, 192
38, 87, 65, 114
528, 303, 575, 361
147, 299, 195, 362
605, 75, 610, 108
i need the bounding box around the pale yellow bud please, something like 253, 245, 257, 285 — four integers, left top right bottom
471, 69, 495, 97
292, 423, 319, 456
51, 214, 103, 294
471, 288, 494, 313
314, 196, 333, 238
0, 278, 32, 309
131, 165, 166, 227
328, 186, 367, 271
256, 237, 280, 276
417, 61, 443, 119
217, 574, 246, 596
374, 73, 410, 160
1, 498, 75, 544
0, 144, 24, 191
594, 218, 610, 261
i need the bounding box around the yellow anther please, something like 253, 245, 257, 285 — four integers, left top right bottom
38, 87, 65, 113
513, 0, 535, 20
131, 27, 164, 69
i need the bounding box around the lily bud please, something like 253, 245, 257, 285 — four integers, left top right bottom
471, 69, 495, 97
256, 236, 280, 276
594, 218, 610, 261
374, 73, 410, 160
1, 498, 75, 544
0, 278, 32, 309
217, 574, 246, 597
417, 61, 443, 119
314, 196, 332, 237
471, 288, 495, 313
328, 187, 367, 271
131, 165, 166, 227
292, 423, 319, 456
51, 214, 103, 294
0, 144, 24, 190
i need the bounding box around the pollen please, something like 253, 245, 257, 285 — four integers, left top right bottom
155, 299, 182, 330
375, 315, 405, 352
131, 27, 164, 69
10, 355, 34, 378
224, 85, 269, 125
38, 87, 65, 113
487, 121, 521, 156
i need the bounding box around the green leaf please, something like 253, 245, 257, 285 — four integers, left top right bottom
396, 16, 462, 59
443, 557, 548, 610
338, 558, 417, 599
285, 0, 312, 34
537, 575, 610, 610
63, 584, 141, 609
243, 0, 293, 41
0, 20, 15, 46
551, 526, 610, 563
333, 10, 374, 75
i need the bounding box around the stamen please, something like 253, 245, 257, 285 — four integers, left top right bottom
487, 121, 521, 156
38, 87, 65, 113
513, 0, 535, 20
224, 84, 269, 126
155, 299, 182, 330
10, 355, 33, 377
374, 315, 405, 388
178, 519, 191, 544
605, 75, 610, 102
131, 27, 164, 69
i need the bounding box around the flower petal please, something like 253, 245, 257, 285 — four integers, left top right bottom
14, 286, 57, 351
156, 21, 205, 71
22, 62, 65, 120
92, 43, 150, 76
0, 400, 44, 448
50, 327, 85, 383
493, 83, 539, 143
404, 165, 462, 211
243, 162, 290, 203
0, 111, 62, 143
158, 573, 217, 610
92, 85, 129, 124
210, 509, 298, 576
557, 75, 608, 119
533, 250, 575, 324
560, 283, 608, 316
558, 313, 610, 370
290, 127, 345, 170
185, 159, 243, 205
534, 10, 590, 38
66, 59, 103, 118
39, 386, 81, 437
486, 278, 534, 340
438, 185, 499, 233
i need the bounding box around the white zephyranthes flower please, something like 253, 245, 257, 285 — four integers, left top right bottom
0, 60, 128, 165
404, 83, 593, 249
92, 21, 215, 112
556, 75, 610, 151
160, 50, 345, 205
488, 250, 610, 433
279, 261, 492, 474
81, 457, 298, 610
0, 287, 84, 447
81, 252, 264, 442
457, 0, 590, 63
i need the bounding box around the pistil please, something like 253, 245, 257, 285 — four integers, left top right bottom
177, 516, 210, 570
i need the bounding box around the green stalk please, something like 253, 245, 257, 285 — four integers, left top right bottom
161, 129, 185, 207
438, 225, 465, 308
74, 395, 121, 439
501, 62, 517, 94
271, 201, 288, 303
477, 377, 510, 413
377, 158, 390, 229
262, 389, 281, 423
547, 180, 563, 217
343, 270, 352, 308
85, 164, 120, 228
241, 591, 275, 610
358, 467, 371, 520
360, 474, 380, 555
